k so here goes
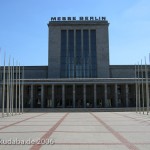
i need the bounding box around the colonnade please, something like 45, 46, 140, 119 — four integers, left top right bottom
24, 83, 135, 108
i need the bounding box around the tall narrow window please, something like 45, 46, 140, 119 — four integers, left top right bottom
90, 30, 97, 77
83, 30, 89, 77
68, 30, 74, 78
60, 29, 97, 78
76, 30, 82, 77
60, 30, 67, 77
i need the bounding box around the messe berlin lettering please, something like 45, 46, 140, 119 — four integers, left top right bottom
51, 17, 106, 21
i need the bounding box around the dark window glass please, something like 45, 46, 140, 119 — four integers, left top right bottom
83, 30, 89, 77
67, 30, 74, 78
90, 30, 97, 77
68, 30, 74, 57
83, 30, 89, 57
76, 30, 81, 57
60, 30, 67, 77
75, 30, 82, 78
60, 29, 97, 78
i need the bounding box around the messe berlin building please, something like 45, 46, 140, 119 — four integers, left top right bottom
0, 17, 141, 109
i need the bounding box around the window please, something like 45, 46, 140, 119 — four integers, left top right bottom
60, 29, 97, 78
60, 30, 67, 77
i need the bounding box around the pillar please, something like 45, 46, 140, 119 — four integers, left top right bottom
52, 84, 54, 108
125, 84, 129, 107
41, 85, 44, 108
30, 84, 33, 108
115, 84, 118, 107
104, 84, 108, 107
73, 84, 75, 108
83, 84, 86, 108
94, 84, 97, 108
0, 85, 2, 108
62, 84, 65, 108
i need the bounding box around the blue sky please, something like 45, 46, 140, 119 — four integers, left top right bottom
0, 0, 150, 66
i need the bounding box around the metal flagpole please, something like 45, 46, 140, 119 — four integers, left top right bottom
15, 61, 18, 114
10, 59, 13, 114
7, 57, 10, 116
19, 63, 20, 115
21, 66, 24, 113
138, 62, 141, 113
2, 53, 6, 117
141, 60, 144, 114
145, 56, 149, 115
9, 57, 11, 115
12, 58, 14, 116
135, 64, 138, 113
0, 48, 0, 114
7, 65, 8, 116
148, 53, 150, 114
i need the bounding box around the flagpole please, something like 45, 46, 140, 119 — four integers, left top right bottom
9, 57, 12, 115
145, 56, 149, 115
7, 57, 10, 116
148, 53, 150, 115
141, 60, 144, 114
15, 61, 18, 114
22, 66, 24, 113
19, 63, 20, 115
138, 62, 141, 113
2, 53, 6, 117
10, 61, 13, 115
12, 58, 14, 116
135, 64, 138, 113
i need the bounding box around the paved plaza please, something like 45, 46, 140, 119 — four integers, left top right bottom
0, 112, 150, 150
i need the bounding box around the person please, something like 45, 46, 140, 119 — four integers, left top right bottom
99, 99, 102, 107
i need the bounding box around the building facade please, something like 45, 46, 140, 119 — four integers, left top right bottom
48, 19, 109, 78
0, 17, 146, 109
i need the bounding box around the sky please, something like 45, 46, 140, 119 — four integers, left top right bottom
0, 0, 150, 66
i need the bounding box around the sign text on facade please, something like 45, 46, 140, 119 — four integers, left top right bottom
51, 17, 106, 21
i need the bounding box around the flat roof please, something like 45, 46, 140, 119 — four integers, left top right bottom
48, 20, 109, 27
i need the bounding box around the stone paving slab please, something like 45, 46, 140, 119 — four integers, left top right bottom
0, 112, 150, 150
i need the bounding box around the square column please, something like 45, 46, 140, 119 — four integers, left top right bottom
73, 84, 75, 108
62, 84, 65, 108
94, 84, 97, 108
125, 84, 129, 107
41, 85, 44, 108
115, 84, 118, 107
104, 84, 108, 107
52, 84, 54, 108
0, 85, 2, 108
30, 85, 33, 108
83, 84, 86, 108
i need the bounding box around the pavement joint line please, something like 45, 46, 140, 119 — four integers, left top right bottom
113, 112, 150, 124
0, 131, 49, 133
134, 143, 150, 145
53, 130, 150, 133
54, 131, 110, 133
0, 113, 47, 131
30, 113, 69, 150
13, 125, 55, 126
90, 113, 140, 150
54, 142, 123, 145
118, 131, 150, 133
59, 125, 101, 126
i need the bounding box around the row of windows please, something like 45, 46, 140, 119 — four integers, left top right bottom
0, 73, 22, 80
61, 64, 97, 70
136, 72, 150, 78
61, 30, 96, 55
61, 69, 97, 78
61, 29, 97, 78
61, 57, 97, 64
